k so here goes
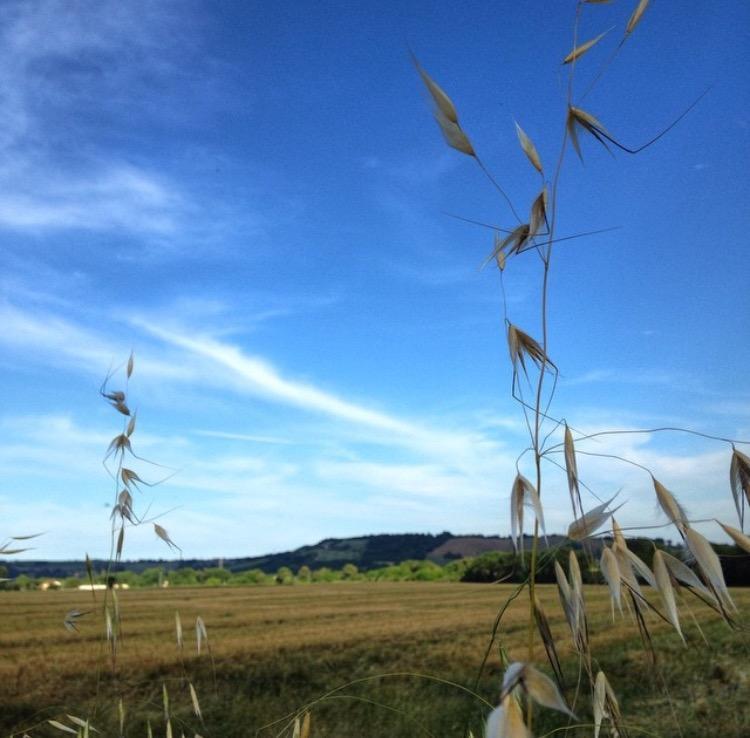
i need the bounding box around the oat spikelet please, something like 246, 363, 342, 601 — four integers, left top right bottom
495, 246, 506, 272
612, 518, 626, 549
105, 433, 132, 461
47, 720, 77, 734
563, 424, 581, 517
593, 672, 606, 738
600, 546, 622, 615
624, 547, 656, 588
554, 559, 572, 612
116, 525, 125, 561
65, 716, 94, 735
652, 477, 689, 533
485, 695, 530, 738
300, 712, 311, 738
510, 473, 546, 557
626, 0, 650, 34
718, 521, 750, 553
730, 447, 750, 528
507, 323, 556, 378
593, 671, 621, 738
567, 106, 610, 160
501, 662, 575, 717
659, 550, 717, 604
175, 611, 183, 649
484, 225, 531, 269
563, 29, 611, 64
515, 122, 543, 173
528, 187, 548, 240
126, 351, 134, 379
64, 609, 90, 633
567, 494, 621, 540
684, 528, 736, 611
188, 683, 202, 723
162, 683, 170, 722
653, 550, 684, 641
154, 523, 181, 553
196, 616, 208, 655
413, 57, 475, 156
118, 698, 125, 737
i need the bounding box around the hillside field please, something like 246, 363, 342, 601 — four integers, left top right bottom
1, 582, 749, 737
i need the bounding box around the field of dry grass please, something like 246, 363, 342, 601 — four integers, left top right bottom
2, 582, 749, 737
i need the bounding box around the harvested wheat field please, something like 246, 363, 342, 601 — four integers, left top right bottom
1, 582, 748, 737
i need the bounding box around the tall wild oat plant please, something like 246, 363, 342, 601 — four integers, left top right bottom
414, 1, 748, 737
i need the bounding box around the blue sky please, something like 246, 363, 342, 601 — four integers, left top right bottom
0, 0, 748, 560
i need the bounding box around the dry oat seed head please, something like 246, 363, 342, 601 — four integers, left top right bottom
188, 683, 202, 722
435, 110, 476, 156
685, 527, 736, 611
485, 696, 530, 738
66, 715, 96, 735
196, 616, 208, 655
626, 0, 650, 34
652, 550, 684, 641
501, 662, 575, 717
624, 547, 656, 588
485, 225, 531, 269
730, 447, 750, 528
611, 518, 626, 549
507, 323, 555, 377
528, 188, 548, 240
600, 546, 622, 614
718, 521, 750, 553
114, 401, 131, 416
64, 609, 90, 633
659, 550, 717, 605
154, 523, 181, 552
652, 477, 689, 533
510, 473, 546, 556
563, 424, 581, 517
593, 672, 606, 738
514, 122, 543, 173
413, 57, 458, 123
48, 720, 77, 734
413, 57, 475, 156
567, 494, 621, 540
567, 106, 610, 160
300, 712, 311, 738
495, 246, 506, 272
175, 611, 183, 649
563, 29, 611, 65
126, 351, 134, 379
593, 672, 621, 738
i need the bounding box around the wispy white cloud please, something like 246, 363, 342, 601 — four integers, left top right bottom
0, 162, 184, 234
0, 1, 190, 236
194, 430, 295, 446
562, 368, 681, 387
133, 319, 505, 466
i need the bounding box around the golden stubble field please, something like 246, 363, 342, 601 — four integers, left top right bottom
1, 582, 749, 737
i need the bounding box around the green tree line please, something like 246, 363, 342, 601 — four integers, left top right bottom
2, 539, 749, 590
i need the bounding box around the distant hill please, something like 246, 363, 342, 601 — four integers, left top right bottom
2, 531, 604, 579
